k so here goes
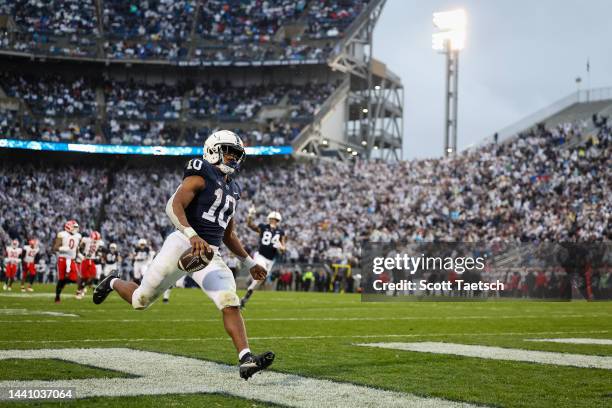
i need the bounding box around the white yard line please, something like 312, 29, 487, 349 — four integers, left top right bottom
0, 313, 609, 324
0, 308, 78, 317
526, 338, 612, 345
11, 330, 611, 344
356, 342, 612, 370
0, 348, 478, 408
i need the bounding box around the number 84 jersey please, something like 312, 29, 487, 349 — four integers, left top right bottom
183, 158, 241, 247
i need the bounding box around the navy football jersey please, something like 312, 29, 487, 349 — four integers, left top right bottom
183, 158, 241, 247
133, 246, 151, 262
104, 250, 118, 265
257, 223, 285, 260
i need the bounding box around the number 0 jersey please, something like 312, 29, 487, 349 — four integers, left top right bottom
183, 158, 241, 247
258, 223, 285, 260
57, 231, 82, 259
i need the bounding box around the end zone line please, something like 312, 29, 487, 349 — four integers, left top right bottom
0, 348, 480, 408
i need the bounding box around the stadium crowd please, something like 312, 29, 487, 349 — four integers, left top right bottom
0, 75, 334, 145
2, 114, 609, 294
0, 0, 366, 62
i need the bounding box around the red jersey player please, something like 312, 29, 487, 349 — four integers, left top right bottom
76, 231, 102, 299
3, 240, 23, 291
52, 220, 82, 303
21, 239, 40, 292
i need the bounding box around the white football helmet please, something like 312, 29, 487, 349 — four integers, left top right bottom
109, 243, 118, 252
267, 211, 282, 223
203, 130, 246, 175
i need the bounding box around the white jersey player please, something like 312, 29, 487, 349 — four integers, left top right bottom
21, 239, 40, 292
93, 130, 274, 380
3, 239, 23, 291
52, 220, 82, 303
77, 231, 102, 298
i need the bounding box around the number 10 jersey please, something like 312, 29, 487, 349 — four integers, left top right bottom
183, 158, 241, 247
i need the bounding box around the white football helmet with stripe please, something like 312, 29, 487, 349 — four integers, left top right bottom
203, 130, 246, 175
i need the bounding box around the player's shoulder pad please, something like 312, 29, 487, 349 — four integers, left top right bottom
183, 158, 216, 182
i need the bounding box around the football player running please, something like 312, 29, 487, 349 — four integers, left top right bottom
3, 239, 23, 291
21, 239, 40, 292
131, 238, 152, 284
93, 130, 274, 380
52, 220, 82, 303
76, 231, 102, 298
240, 210, 286, 308
100, 243, 121, 279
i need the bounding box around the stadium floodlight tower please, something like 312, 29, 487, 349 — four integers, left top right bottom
432, 9, 466, 157
293, 0, 404, 162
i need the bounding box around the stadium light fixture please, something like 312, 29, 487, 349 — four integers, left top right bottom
432, 9, 466, 51
433, 9, 466, 157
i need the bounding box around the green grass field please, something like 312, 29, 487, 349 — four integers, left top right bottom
1, 285, 611, 407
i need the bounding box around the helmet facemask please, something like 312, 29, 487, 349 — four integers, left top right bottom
217, 143, 245, 175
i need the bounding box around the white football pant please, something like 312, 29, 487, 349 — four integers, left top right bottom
131, 231, 239, 310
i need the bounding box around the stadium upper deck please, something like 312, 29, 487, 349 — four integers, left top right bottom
0, 0, 404, 160
0, 0, 368, 65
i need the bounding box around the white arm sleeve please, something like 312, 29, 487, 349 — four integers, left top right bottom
165, 192, 184, 232
166, 191, 198, 238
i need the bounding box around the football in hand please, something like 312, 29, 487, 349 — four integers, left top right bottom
177, 247, 214, 272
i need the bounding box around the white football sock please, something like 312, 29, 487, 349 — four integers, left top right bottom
110, 278, 118, 290
238, 348, 251, 360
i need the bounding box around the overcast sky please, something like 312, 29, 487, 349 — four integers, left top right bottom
373, 0, 612, 159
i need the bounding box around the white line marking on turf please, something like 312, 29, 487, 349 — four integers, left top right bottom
0, 313, 609, 324
356, 342, 612, 370
12, 330, 611, 345
0, 308, 78, 317
526, 338, 612, 345
0, 348, 478, 408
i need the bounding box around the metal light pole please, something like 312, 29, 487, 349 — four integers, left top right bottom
433, 10, 466, 157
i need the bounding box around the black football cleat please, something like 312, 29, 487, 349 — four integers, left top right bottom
93, 273, 118, 305
239, 351, 275, 380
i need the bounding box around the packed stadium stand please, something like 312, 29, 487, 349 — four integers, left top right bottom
0, 0, 365, 62
0, 0, 403, 160
0, 0, 609, 298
